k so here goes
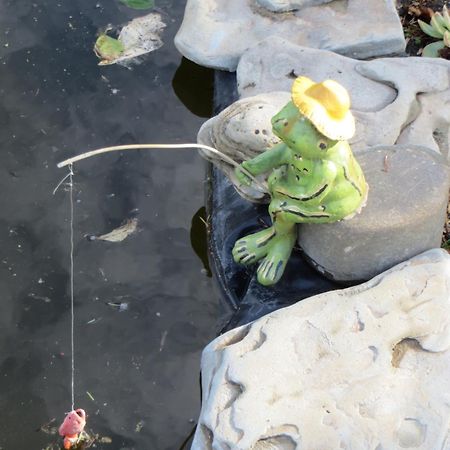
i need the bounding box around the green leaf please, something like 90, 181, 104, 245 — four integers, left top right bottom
418, 19, 444, 38
433, 12, 448, 31
120, 0, 154, 9
422, 40, 445, 57
94, 34, 125, 65
442, 239, 450, 250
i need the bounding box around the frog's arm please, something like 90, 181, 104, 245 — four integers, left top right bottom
241, 142, 290, 175
234, 143, 291, 189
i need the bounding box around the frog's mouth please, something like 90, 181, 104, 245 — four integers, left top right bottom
271, 117, 289, 139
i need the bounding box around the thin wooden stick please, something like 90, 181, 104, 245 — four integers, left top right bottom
57, 143, 268, 193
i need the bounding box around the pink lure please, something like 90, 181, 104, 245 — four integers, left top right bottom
59, 409, 86, 449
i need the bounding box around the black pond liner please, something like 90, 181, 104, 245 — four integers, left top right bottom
208, 71, 342, 332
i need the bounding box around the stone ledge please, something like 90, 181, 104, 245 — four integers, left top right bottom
192, 249, 450, 449
175, 0, 405, 71
298, 145, 450, 282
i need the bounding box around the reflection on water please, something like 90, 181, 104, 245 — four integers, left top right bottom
190, 207, 211, 277
0, 0, 218, 449
172, 58, 214, 118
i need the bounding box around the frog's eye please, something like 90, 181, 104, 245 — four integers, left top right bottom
318, 140, 327, 150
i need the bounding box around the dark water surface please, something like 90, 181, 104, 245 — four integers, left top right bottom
0, 1, 218, 448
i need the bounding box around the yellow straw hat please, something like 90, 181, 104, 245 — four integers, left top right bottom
291, 76, 355, 141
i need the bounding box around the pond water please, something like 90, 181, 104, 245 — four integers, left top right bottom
0, 1, 218, 449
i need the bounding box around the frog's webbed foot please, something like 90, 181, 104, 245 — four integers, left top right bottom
232, 227, 276, 265
256, 229, 296, 286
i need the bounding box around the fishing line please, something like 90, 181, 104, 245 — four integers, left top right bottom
53, 164, 76, 410
68, 163, 75, 411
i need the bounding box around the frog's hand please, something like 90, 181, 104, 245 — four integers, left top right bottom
234, 163, 253, 187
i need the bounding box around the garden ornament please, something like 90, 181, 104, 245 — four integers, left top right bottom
232, 76, 368, 286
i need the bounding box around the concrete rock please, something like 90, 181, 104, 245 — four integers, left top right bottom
298, 145, 450, 282
174, 0, 405, 71
237, 37, 450, 158
192, 249, 450, 449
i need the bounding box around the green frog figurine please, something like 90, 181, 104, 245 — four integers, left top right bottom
233, 76, 368, 286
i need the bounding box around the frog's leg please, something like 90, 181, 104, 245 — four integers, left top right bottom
232, 226, 277, 265
256, 209, 296, 286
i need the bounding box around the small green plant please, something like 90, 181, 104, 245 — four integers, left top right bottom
418, 6, 450, 57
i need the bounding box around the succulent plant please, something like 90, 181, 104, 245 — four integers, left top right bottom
418, 6, 450, 57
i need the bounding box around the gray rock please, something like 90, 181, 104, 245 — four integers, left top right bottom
298, 146, 450, 282
237, 37, 450, 158
175, 0, 405, 71
192, 249, 450, 449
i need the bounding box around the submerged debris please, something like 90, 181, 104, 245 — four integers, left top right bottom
37, 418, 58, 435
106, 301, 129, 311
135, 420, 145, 433
93, 218, 138, 242
94, 14, 165, 66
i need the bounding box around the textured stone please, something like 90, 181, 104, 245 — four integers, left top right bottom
192, 249, 450, 449
237, 37, 450, 159
298, 145, 450, 282
174, 0, 405, 71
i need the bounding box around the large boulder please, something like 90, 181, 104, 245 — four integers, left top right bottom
298, 145, 450, 282
192, 249, 450, 449
237, 38, 450, 159
175, 0, 405, 71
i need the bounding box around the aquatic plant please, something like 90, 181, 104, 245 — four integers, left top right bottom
120, 0, 154, 9
418, 6, 450, 57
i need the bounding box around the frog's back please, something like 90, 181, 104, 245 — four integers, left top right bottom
324, 142, 367, 219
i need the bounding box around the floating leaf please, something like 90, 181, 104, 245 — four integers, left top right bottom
96, 218, 138, 242
94, 34, 125, 65
120, 0, 154, 9
422, 40, 446, 57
